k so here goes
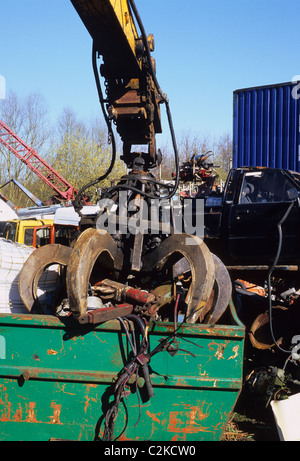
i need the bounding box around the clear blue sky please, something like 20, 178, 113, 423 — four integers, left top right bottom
1, 0, 300, 148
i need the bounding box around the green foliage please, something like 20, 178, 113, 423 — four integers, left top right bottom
47, 128, 126, 201
45, 109, 126, 202
0, 99, 126, 206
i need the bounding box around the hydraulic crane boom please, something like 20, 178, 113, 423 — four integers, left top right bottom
18, 0, 220, 362
0, 119, 77, 202
71, 0, 162, 168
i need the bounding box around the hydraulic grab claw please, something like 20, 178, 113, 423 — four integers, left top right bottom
66, 228, 124, 318
16, 1, 231, 326
67, 229, 215, 323
66, 231, 216, 323
18, 230, 220, 325
141, 234, 216, 323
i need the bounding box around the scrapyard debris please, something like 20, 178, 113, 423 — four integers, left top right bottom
18, 227, 233, 326
15, 225, 236, 441
233, 274, 300, 409
176, 152, 220, 199
0, 237, 59, 314
18, 243, 72, 313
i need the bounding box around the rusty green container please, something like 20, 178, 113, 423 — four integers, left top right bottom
0, 301, 244, 441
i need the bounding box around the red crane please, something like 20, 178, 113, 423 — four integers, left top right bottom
0, 119, 78, 202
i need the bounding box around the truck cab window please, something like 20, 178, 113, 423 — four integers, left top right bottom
5, 222, 17, 242
35, 227, 50, 247
239, 170, 297, 204
0, 222, 6, 237
223, 170, 235, 202
240, 181, 254, 203
24, 228, 34, 246
24, 227, 33, 246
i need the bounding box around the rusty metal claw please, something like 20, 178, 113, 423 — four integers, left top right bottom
203, 254, 232, 325
141, 234, 215, 323
18, 244, 72, 312
66, 228, 123, 318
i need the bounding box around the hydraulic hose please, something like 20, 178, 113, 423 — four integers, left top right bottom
128, 0, 180, 200
125, 314, 154, 400
267, 201, 295, 354
73, 41, 116, 210
75, 2, 180, 205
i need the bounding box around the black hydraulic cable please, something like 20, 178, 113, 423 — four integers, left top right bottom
103, 324, 139, 440
125, 314, 154, 399
125, 313, 146, 335
267, 201, 295, 354
123, 174, 173, 188
104, 181, 170, 201
103, 314, 152, 440
75, 2, 180, 205
117, 317, 137, 356
73, 41, 116, 210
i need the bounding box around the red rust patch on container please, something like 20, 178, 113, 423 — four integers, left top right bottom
50, 402, 62, 424
0, 400, 11, 422
14, 404, 22, 422
146, 410, 161, 423
26, 402, 37, 423
167, 406, 208, 434
47, 349, 58, 355
84, 384, 97, 413
208, 340, 229, 360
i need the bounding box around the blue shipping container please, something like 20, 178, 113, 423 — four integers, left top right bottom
233, 81, 300, 172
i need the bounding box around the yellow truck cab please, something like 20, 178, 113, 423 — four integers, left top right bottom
4, 219, 55, 248
1, 204, 88, 248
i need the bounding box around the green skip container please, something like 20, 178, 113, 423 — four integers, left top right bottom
0, 301, 244, 441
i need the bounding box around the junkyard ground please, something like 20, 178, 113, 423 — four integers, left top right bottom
222, 391, 280, 441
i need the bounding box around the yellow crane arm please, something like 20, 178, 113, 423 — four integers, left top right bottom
71, 0, 141, 76
71, 0, 162, 168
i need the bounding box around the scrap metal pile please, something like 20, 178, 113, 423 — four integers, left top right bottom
16, 184, 233, 441
3, 0, 300, 442
176, 152, 220, 199
234, 273, 300, 405
18, 214, 232, 328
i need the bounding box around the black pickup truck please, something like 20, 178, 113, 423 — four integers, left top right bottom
203, 167, 300, 266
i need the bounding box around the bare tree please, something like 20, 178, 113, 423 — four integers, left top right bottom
178, 132, 212, 163
214, 132, 232, 180
154, 132, 214, 181
0, 90, 50, 205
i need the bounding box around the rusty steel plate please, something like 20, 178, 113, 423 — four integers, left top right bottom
141, 234, 215, 324
18, 244, 72, 312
